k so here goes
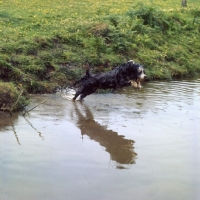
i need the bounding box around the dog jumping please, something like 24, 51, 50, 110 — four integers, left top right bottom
72, 60, 146, 100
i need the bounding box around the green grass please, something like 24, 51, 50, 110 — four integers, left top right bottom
0, 0, 200, 109
0, 82, 29, 112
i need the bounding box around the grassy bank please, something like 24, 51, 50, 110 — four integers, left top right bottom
0, 0, 200, 110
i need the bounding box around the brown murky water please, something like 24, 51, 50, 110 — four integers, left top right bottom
0, 79, 200, 200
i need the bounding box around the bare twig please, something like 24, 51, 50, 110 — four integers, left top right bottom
23, 100, 47, 116
9, 89, 24, 116
11, 123, 21, 145
23, 115, 44, 139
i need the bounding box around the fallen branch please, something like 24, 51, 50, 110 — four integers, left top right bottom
9, 89, 24, 116
23, 100, 47, 116
11, 123, 21, 145
23, 115, 44, 139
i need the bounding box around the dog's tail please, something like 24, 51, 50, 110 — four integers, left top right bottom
73, 69, 91, 87
85, 69, 90, 77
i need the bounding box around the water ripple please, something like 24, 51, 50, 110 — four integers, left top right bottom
82, 78, 200, 116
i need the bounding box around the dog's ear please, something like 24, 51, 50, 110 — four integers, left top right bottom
137, 66, 145, 73
138, 66, 142, 72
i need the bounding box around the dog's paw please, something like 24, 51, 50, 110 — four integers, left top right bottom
130, 80, 138, 88
137, 82, 142, 89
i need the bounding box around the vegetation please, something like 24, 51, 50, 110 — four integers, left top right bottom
0, 0, 200, 111
0, 82, 29, 114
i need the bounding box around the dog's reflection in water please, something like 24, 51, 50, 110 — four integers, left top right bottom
72, 103, 137, 168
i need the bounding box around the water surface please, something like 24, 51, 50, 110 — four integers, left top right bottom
0, 79, 200, 200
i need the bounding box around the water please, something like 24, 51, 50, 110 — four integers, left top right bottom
0, 79, 200, 200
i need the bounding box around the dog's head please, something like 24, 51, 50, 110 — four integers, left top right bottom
126, 60, 146, 89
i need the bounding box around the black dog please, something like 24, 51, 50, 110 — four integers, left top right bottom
72, 60, 146, 100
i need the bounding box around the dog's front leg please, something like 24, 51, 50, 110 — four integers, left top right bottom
118, 78, 131, 87
79, 87, 98, 100
73, 90, 81, 101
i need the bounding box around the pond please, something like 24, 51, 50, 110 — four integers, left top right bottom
0, 78, 200, 200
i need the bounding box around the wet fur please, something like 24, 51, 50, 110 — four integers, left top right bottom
72, 60, 146, 100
